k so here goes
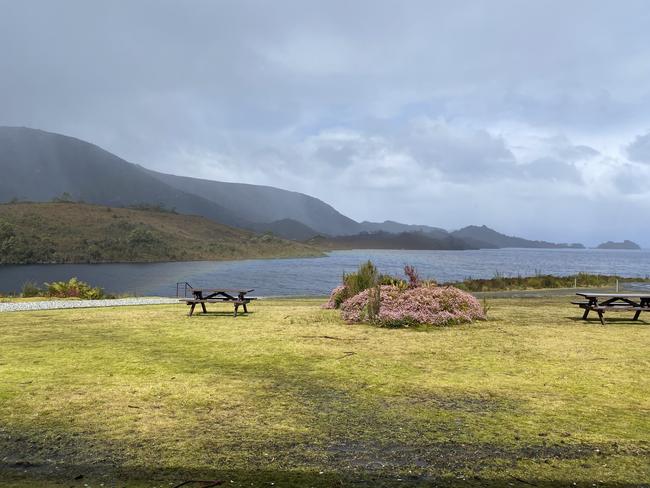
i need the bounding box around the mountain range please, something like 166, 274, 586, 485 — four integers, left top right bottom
0, 126, 595, 250
0, 126, 359, 236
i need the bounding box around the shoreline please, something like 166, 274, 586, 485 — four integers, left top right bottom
2, 246, 649, 267
0, 250, 327, 266
2, 286, 647, 307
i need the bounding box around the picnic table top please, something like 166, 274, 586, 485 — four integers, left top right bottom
576, 292, 650, 299
192, 288, 255, 294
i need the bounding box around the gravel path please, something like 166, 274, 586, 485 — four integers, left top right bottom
0, 297, 179, 313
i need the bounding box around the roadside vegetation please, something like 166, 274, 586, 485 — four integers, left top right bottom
448, 272, 650, 292
0, 297, 648, 487
0, 202, 321, 264
19, 277, 108, 300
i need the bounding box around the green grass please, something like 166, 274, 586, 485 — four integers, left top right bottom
0, 298, 648, 487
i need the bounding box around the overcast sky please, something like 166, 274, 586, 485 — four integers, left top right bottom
2, 0, 650, 245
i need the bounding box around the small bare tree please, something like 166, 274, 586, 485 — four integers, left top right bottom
404, 265, 420, 288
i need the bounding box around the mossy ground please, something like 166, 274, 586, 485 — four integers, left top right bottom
0, 298, 648, 487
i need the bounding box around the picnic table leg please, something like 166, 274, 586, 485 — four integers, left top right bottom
582, 308, 590, 320
237, 293, 247, 314
200, 302, 207, 314
633, 310, 641, 321
234, 303, 239, 317
597, 310, 605, 325
188, 303, 196, 317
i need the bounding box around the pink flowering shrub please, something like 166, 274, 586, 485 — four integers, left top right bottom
403, 265, 420, 288
322, 285, 349, 309
340, 285, 485, 327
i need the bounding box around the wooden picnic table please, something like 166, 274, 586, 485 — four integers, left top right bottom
573, 292, 650, 325
181, 288, 256, 317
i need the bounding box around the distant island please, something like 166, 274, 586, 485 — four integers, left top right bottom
596, 240, 641, 250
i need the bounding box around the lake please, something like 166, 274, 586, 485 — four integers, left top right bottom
1, 248, 649, 297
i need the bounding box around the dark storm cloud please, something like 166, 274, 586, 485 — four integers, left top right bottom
1, 0, 650, 245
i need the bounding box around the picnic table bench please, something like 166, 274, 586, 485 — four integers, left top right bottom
180, 288, 256, 317
572, 292, 650, 325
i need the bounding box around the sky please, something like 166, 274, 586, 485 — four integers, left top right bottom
1, 0, 650, 246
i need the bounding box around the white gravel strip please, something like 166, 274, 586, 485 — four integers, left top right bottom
0, 297, 179, 313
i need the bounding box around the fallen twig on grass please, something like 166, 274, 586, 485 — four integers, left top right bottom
172, 480, 223, 488
336, 351, 356, 359
509, 475, 538, 486
300, 335, 343, 340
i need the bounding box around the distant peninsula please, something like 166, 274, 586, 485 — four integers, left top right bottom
596, 240, 641, 250
0, 202, 322, 264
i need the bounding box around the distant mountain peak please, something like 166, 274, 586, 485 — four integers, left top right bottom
0, 126, 361, 236
452, 224, 584, 249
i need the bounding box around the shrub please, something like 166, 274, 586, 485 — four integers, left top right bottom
450, 273, 650, 292
127, 228, 160, 247
323, 261, 381, 309
340, 285, 485, 327
44, 277, 105, 299
379, 274, 406, 287
323, 285, 348, 309
21, 281, 42, 298
0, 219, 16, 256
344, 260, 379, 297
367, 285, 381, 321
127, 203, 177, 214
51, 192, 74, 203
404, 265, 420, 288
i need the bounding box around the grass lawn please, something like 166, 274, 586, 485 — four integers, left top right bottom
0, 297, 648, 487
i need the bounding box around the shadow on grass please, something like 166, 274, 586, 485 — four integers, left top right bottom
2, 464, 648, 488
187, 311, 254, 318
565, 316, 649, 325
3, 417, 648, 488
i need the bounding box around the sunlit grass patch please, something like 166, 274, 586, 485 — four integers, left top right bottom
0, 297, 648, 487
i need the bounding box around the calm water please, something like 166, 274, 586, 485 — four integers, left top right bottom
1, 248, 649, 297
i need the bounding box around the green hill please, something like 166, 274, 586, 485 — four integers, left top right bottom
0, 203, 322, 264
147, 169, 362, 236
0, 126, 360, 236
307, 231, 477, 250
451, 225, 585, 249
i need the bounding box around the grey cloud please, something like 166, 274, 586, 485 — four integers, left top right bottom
521, 158, 582, 182
251, 122, 518, 185
558, 145, 599, 162
611, 162, 650, 195
539, 136, 600, 162
1, 0, 650, 244
401, 121, 517, 178
626, 131, 650, 163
